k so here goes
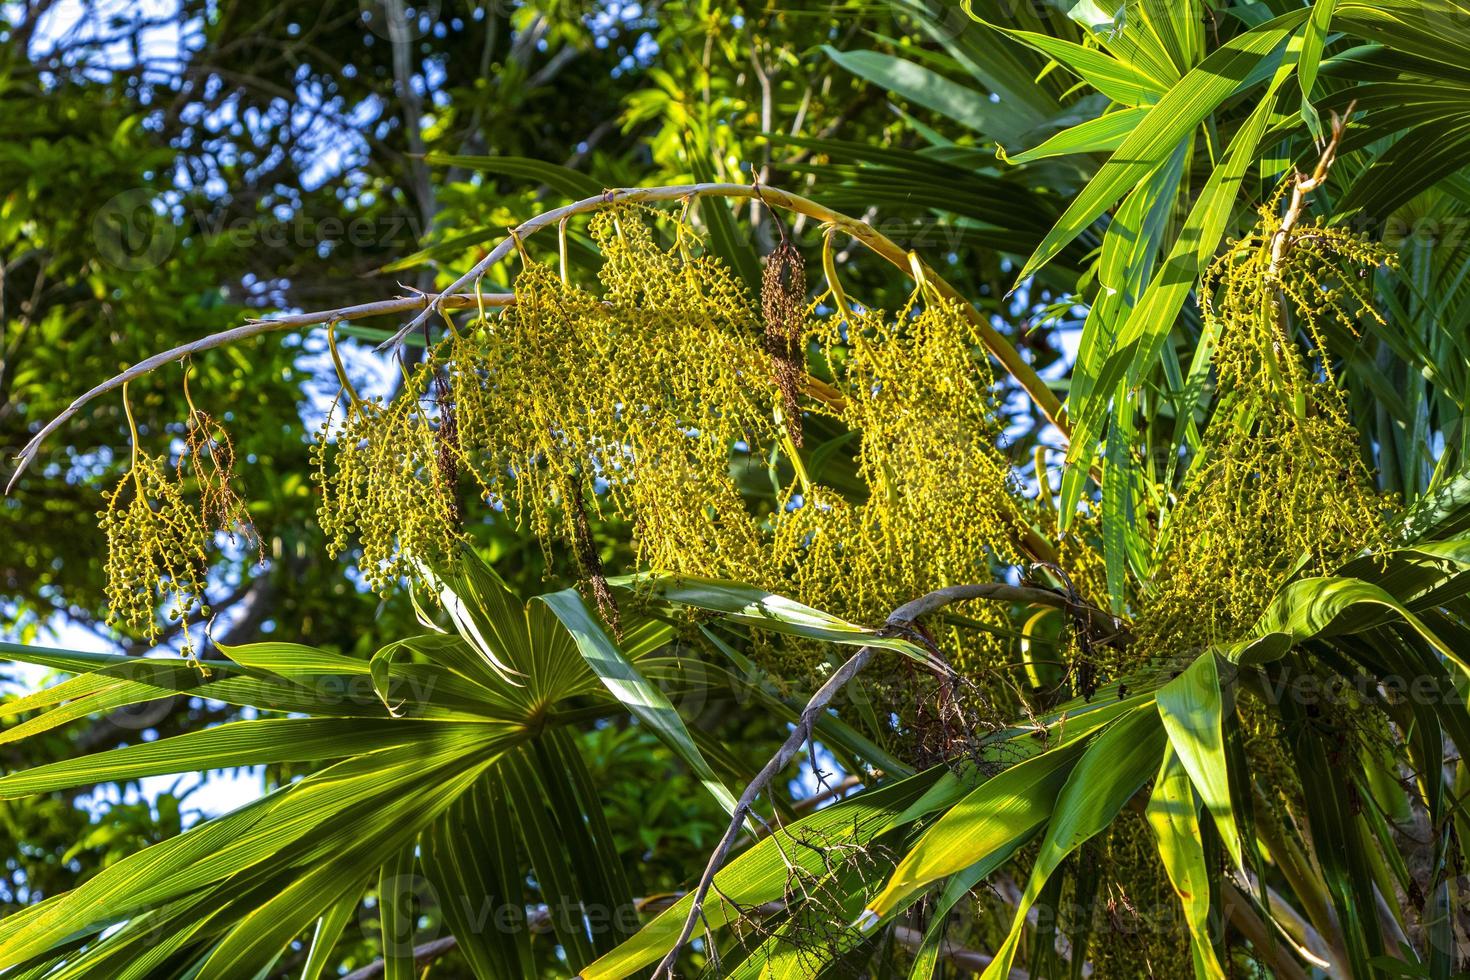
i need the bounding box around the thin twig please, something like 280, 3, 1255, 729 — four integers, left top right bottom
647, 583, 1094, 979
341, 936, 459, 980
1268, 100, 1356, 277
990, 581, 1125, 642
789, 774, 862, 815
5, 292, 511, 492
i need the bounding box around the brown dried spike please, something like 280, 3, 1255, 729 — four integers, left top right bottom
566, 474, 621, 639
761, 238, 807, 447
180, 408, 262, 564
432, 368, 462, 529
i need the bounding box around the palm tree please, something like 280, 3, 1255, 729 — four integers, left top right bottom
6, 1, 1470, 977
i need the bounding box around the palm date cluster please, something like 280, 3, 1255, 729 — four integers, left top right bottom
101, 380, 254, 656
1139, 195, 1395, 657
99, 207, 1076, 689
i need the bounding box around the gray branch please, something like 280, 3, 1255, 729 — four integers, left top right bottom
648, 582, 1049, 979
5, 291, 510, 492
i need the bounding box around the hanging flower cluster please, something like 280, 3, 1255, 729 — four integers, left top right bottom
446, 208, 779, 562
1138, 193, 1395, 656
101, 447, 211, 648
769, 290, 1029, 681
179, 369, 258, 557
101, 373, 256, 656
96, 204, 1062, 692
307, 207, 1048, 686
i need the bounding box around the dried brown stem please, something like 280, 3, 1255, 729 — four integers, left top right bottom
1268, 100, 1356, 277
